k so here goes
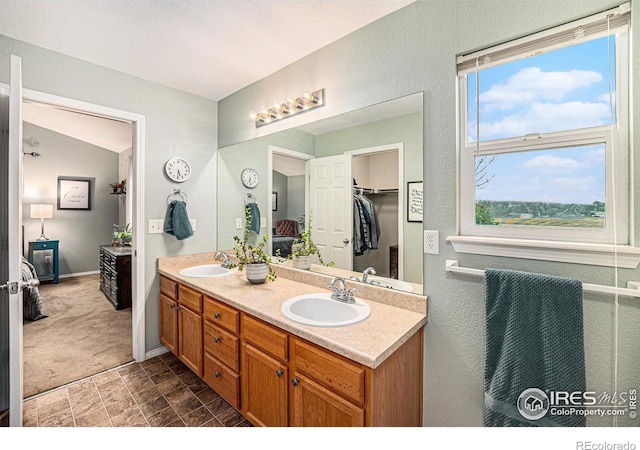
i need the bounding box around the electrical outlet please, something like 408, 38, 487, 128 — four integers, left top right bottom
424, 230, 439, 254
189, 219, 196, 231
149, 220, 164, 234
236, 218, 242, 229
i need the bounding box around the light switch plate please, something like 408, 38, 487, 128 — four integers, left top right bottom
189, 219, 196, 231
149, 220, 164, 234
236, 218, 242, 229
260, 217, 266, 228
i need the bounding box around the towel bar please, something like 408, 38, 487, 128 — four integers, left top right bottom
445, 259, 640, 298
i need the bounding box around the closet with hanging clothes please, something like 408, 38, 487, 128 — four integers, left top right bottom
351, 151, 399, 278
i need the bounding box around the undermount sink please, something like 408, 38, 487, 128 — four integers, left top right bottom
178, 264, 234, 278
368, 276, 413, 293
281, 292, 371, 328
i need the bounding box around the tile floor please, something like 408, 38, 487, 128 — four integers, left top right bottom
22, 352, 252, 427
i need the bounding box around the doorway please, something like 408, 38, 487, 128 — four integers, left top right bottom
18, 89, 146, 398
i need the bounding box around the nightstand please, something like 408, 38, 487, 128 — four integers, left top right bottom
28, 240, 59, 284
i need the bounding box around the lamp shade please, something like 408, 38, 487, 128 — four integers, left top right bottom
30, 204, 53, 219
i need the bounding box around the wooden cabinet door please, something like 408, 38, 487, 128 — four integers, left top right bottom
291, 373, 364, 427
178, 305, 203, 377
159, 294, 178, 355
241, 343, 288, 427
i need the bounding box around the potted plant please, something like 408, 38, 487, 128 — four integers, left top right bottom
113, 223, 132, 246
290, 211, 334, 270
230, 207, 276, 283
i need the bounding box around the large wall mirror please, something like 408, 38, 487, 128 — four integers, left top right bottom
217, 92, 423, 294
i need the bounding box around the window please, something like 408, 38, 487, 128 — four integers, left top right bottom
457, 4, 630, 246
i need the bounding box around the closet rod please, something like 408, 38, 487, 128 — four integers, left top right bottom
445, 259, 640, 298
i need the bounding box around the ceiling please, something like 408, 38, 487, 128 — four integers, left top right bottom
0, 0, 415, 102
3, 0, 415, 153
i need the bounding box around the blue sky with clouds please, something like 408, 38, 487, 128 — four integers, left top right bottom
467, 37, 614, 204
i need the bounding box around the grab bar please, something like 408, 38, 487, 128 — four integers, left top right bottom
445, 259, 640, 298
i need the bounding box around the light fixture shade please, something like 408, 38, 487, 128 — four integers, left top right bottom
30, 204, 53, 219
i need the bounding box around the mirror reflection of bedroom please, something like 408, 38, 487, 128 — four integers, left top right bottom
20, 102, 134, 400
271, 153, 307, 258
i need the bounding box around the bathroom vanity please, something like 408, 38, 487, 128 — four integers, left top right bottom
157, 252, 427, 427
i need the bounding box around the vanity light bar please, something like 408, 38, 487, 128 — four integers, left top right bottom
249, 89, 325, 128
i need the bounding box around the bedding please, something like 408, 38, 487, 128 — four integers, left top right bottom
22, 257, 47, 321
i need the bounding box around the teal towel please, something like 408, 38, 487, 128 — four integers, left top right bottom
484, 269, 585, 427
246, 202, 261, 234
165, 200, 193, 240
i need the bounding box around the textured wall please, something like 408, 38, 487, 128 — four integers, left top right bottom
1, 34, 218, 353
219, 0, 639, 426
22, 123, 119, 275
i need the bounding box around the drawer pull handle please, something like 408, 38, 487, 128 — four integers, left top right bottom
214, 337, 220, 343
291, 377, 299, 386
276, 369, 284, 377
214, 371, 221, 378
214, 313, 221, 319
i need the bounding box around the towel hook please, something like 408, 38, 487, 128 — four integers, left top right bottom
245, 193, 257, 204
167, 189, 188, 204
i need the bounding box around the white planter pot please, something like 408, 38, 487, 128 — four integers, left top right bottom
245, 263, 268, 284
292, 255, 311, 270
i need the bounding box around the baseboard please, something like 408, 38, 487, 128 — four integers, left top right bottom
145, 346, 169, 361
59, 270, 100, 279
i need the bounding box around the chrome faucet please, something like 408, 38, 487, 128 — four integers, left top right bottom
362, 267, 377, 284
215, 251, 232, 269
327, 277, 359, 304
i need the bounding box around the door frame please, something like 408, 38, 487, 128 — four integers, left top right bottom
267, 145, 314, 255
11, 86, 147, 364
346, 143, 404, 280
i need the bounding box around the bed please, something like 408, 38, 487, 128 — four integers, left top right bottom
22, 257, 47, 321
272, 235, 296, 258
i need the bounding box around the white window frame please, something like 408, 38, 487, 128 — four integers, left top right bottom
450, 4, 637, 266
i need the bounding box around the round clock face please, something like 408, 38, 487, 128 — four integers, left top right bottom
165, 157, 191, 183
241, 168, 259, 188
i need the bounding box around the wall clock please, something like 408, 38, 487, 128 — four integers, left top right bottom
241, 168, 259, 189
165, 157, 191, 183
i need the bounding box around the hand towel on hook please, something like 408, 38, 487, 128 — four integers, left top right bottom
165, 200, 194, 240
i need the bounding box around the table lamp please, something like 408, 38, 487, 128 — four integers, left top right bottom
31, 204, 53, 241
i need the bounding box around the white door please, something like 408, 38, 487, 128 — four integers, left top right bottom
309, 155, 352, 270
1, 55, 24, 427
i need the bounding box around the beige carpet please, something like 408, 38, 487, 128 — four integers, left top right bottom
23, 274, 133, 398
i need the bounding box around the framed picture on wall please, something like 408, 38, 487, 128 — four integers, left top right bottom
58, 176, 92, 210
272, 192, 278, 211
407, 181, 423, 222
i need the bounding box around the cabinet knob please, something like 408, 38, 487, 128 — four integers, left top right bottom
214, 371, 221, 378
214, 336, 220, 343
291, 377, 299, 386
169, 304, 174, 309
214, 312, 221, 319
276, 369, 284, 377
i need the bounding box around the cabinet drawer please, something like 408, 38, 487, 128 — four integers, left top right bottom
291, 338, 365, 405
178, 284, 202, 313
242, 314, 288, 362
204, 321, 239, 372
204, 353, 239, 410
160, 276, 178, 300
203, 296, 239, 334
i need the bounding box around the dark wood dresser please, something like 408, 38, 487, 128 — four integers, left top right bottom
99, 245, 132, 310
